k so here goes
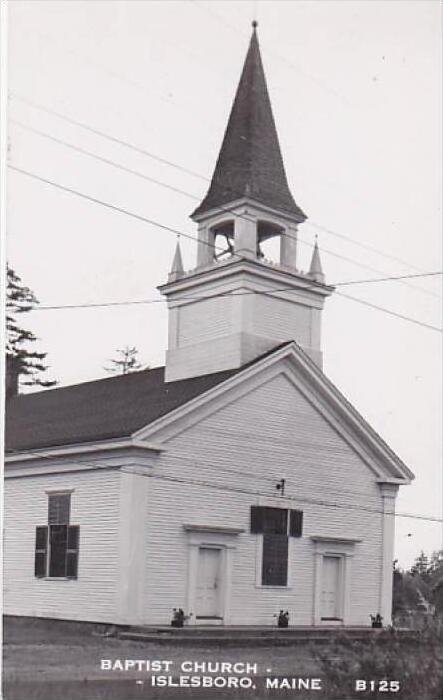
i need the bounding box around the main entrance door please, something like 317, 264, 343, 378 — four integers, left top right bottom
195, 547, 222, 619
321, 556, 341, 620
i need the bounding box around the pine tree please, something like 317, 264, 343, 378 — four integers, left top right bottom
410, 551, 430, 579
104, 346, 143, 375
6, 264, 57, 390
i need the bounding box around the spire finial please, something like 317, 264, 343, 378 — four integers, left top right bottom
252, 20, 258, 29
169, 240, 184, 281
309, 237, 325, 283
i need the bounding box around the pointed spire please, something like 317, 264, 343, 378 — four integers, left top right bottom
192, 25, 305, 221
169, 239, 184, 281
309, 237, 325, 283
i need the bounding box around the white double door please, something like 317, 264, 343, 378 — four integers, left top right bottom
321, 556, 342, 620
195, 547, 222, 619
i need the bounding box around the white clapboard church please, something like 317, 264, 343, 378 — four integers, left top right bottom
4, 25, 414, 628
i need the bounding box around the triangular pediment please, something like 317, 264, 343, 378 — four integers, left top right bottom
133, 342, 414, 483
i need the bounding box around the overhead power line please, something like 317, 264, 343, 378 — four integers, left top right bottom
10, 93, 207, 182
5, 446, 441, 524
10, 92, 438, 292
24, 271, 443, 312
8, 163, 442, 334
10, 117, 441, 301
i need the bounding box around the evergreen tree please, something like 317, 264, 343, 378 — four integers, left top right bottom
104, 346, 143, 375
6, 264, 56, 390
410, 551, 430, 580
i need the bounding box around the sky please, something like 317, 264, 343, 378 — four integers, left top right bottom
5, 0, 442, 567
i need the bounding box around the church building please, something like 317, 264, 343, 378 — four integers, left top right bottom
4, 25, 414, 628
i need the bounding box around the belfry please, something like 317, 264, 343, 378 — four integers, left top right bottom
160, 24, 333, 381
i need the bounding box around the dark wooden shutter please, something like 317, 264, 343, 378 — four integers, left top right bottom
262, 534, 288, 586
34, 526, 48, 577
250, 506, 264, 533
289, 509, 303, 537
66, 526, 80, 579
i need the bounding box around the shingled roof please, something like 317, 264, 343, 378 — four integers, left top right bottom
5, 343, 292, 453
5, 365, 240, 453
192, 25, 305, 220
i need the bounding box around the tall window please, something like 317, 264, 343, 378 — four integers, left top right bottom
34, 493, 79, 579
250, 506, 303, 586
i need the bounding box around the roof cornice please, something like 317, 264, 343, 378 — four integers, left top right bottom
158, 256, 334, 299
5, 437, 163, 467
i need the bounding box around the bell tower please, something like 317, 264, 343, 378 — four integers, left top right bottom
159, 23, 333, 382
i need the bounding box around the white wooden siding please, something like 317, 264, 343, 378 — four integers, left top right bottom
178, 296, 233, 346
144, 373, 384, 625
4, 372, 388, 626
3, 470, 121, 623
251, 295, 312, 348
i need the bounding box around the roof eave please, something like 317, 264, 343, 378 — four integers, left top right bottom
190, 196, 307, 225
5, 436, 164, 465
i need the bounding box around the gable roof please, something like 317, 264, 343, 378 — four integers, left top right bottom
191, 26, 305, 220
133, 342, 414, 483
5, 343, 291, 453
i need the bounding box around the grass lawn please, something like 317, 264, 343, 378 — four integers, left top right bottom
2, 617, 442, 700
2, 618, 321, 700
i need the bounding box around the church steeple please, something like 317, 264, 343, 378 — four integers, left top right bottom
159, 24, 333, 382
192, 23, 305, 221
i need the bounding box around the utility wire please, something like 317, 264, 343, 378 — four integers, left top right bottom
304, 220, 427, 275
10, 118, 209, 205
25, 271, 443, 312
10, 117, 441, 301
334, 291, 442, 332
10, 93, 207, 182
10, 92, 438, 290
9, 163, 442, 334
5, 445, 441, 524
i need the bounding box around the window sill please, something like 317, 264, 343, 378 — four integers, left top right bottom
38, 577, 77, 581
255, 585, 293, 590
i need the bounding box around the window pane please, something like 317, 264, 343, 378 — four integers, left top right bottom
49, 525, 68, 577
263, 508, 287, 535
262, 533, 288, 586
48, 494, 71, 525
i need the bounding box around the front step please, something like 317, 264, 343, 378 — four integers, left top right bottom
118, 626, 419, 646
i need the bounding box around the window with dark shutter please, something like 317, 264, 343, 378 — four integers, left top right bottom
262, 533, 288, 586
34, 526, 48, 577
250, 505, 304, 586
35, 492, 79, 579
